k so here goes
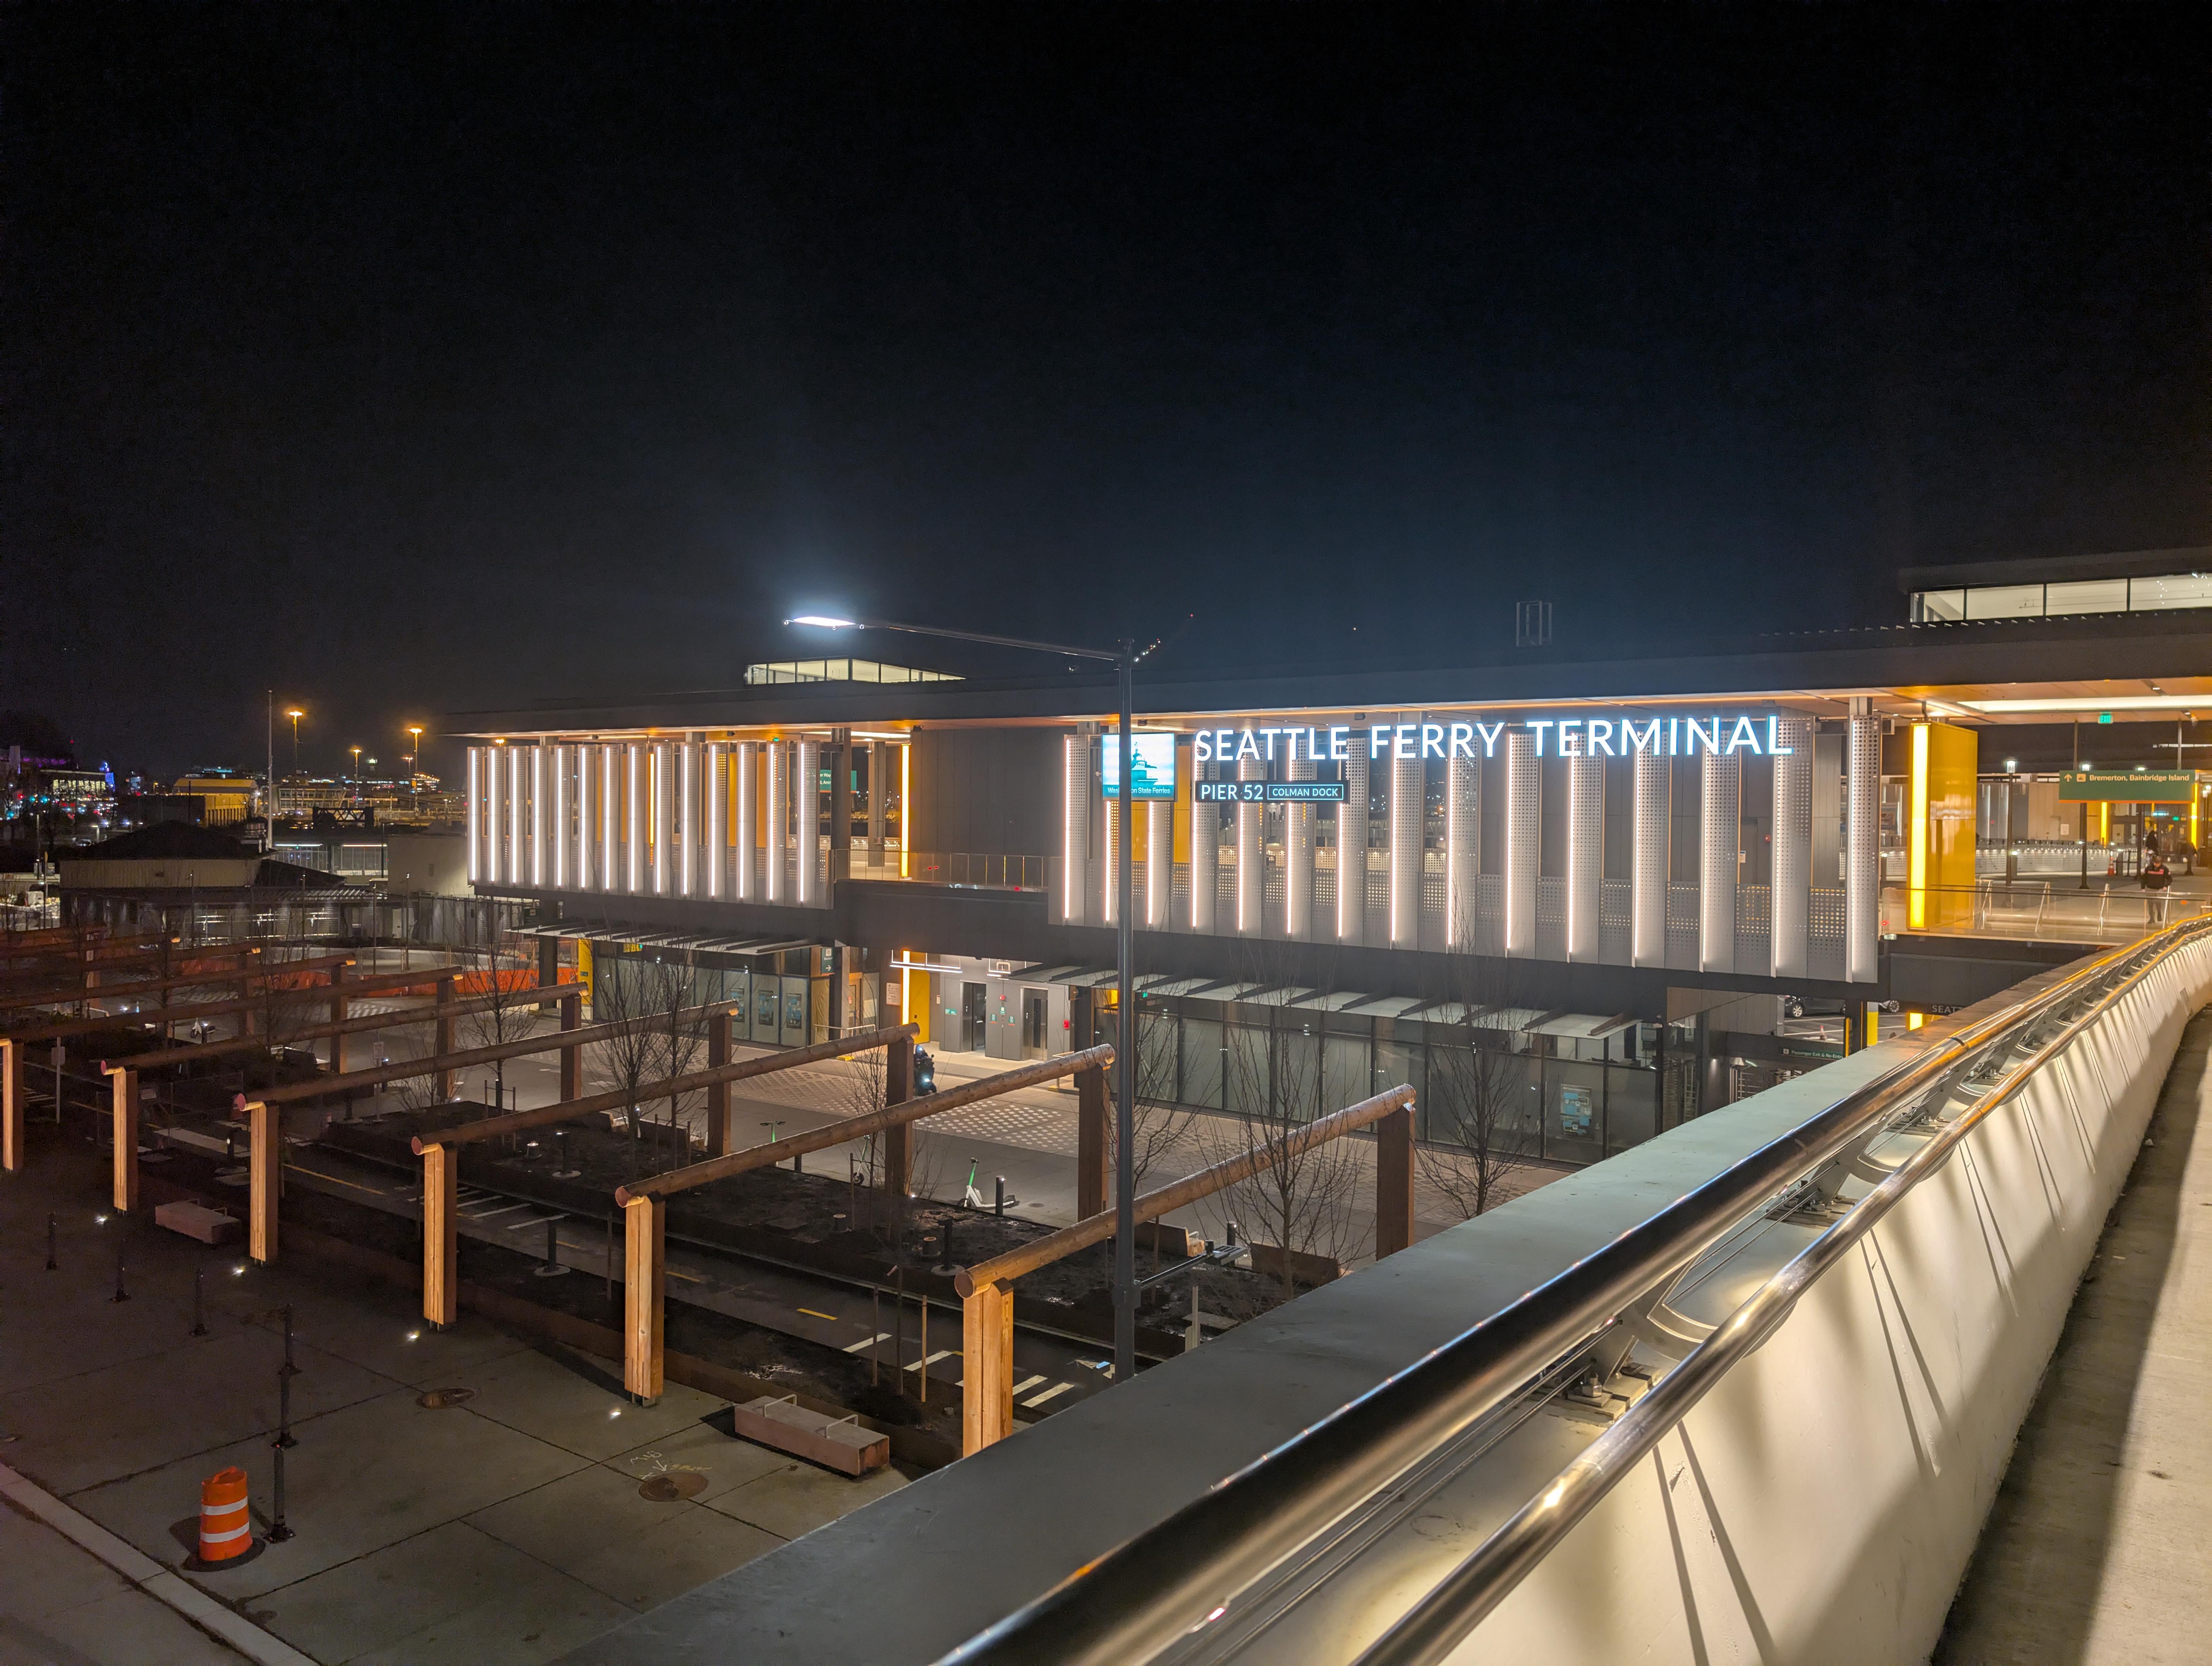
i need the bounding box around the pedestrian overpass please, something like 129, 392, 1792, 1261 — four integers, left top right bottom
560, 916, 2212, 1666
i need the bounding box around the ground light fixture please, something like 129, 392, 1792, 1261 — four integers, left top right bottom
787, 609, 1149, 1382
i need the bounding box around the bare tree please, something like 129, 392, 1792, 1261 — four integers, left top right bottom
1110, 989, 1198, 1196
591, 946, 707, 1171
1416, 952, 1540, 1220
458, 937, 541, 1111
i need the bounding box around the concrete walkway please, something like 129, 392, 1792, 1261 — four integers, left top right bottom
0, 1142, 906, 1666
1936, 1008, 2212, 1664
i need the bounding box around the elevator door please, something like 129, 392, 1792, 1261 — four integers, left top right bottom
962, 983, 986, 1052
1021, 990, 1048, 1059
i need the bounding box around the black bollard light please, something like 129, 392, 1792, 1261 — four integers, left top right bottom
111, 1236, 129, 1304
994, 1176, 1006, 1218
275, 1305, 298, 1448
45, 1213, 57, 1271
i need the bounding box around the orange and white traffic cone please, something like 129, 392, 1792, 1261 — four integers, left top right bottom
198, 1467, 252, 1563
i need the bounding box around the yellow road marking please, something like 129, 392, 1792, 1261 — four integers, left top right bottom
797, 1308, 838, 1322
286, 1165, 388, 1197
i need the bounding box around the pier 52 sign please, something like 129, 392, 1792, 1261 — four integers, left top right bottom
1190, 715, 1797, 765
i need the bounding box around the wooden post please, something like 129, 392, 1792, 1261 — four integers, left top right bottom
421, 1142, 459, 1329
560, 990, 583, 1101
433, 976, 456, 1100
107, 1066, 141, 1212
623, 1195, 665, 1403
248, 1100, 279, 1264
882, 1033, 913, 1197
327, 963, 349, 1075
1076, 1064, 1109, 1221
2, 1039, 23, 1173
706, 1013, 730, 1155
962, 1280, 1015, 1456
1375, 1100, 1415, 1259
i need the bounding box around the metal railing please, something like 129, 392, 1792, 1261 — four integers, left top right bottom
941, 914, 2211, 1666
1881, 878, 2209, 944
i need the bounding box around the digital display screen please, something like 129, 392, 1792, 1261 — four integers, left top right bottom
1101, 732, 1178, 799
1195, 780, 1347, 803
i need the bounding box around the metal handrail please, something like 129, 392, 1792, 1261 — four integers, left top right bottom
939, 921, 2188, 1666
1353, 911, 2212, 1665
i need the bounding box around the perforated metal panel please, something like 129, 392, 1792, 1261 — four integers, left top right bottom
1699, 752, 1739, 973
1237, 757, 1264, 936
1566, 753, 1604, 962
1504, 729, 1539, 957
508, 744, 526, 890
733, 742, 756, 901
1062, 734, 1091, 925
764, 741, 785, 903
1285, 752, 1314, 939
1389, 742, 1421, 949
794, 740, 819, 904
1102, 782, 1120, 925
703, 743, 723, 900
1338, 743, 1369, 944
1189, 751, 1215, 933
1770, 717, 1812, 976
1846, 710, 1880, 982
1632, 752, 1668, 967
1446, 754, 1479, 946
466, 747, 483, 884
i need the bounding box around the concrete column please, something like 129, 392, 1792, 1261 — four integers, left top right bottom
1771, 717, 1813, 978
623, 1196, 665, 1404
1445, 751, 1479, 947
735, 741, 758, 901
1374, 1102, 1414, 1259
868, 740, 887, 867
1338, 740, 1369, 944
1566, 751, 1604, 963
766, 742, 788, 904
706, 1012, 730, 1155
1846, 701, 1881, 983
1077, 1063, 1109, 1220
1700, 751, 1741, 974
1389, 736, 1422, 950
249, 1100, 279, 1264
422, 1142, 459, 1329
1284, 750, 1315, 940
1632, 751, 1669, 968
1504, 728, 1539, 958
1146, 798, 1172, 930
1190, 755, 1217, 933
1236, 756, 1264, 936
108, 1066, 139, 1213
962, 1280, 1015, 1456
1062, 732, 1091, 926
796, 738, 821, 905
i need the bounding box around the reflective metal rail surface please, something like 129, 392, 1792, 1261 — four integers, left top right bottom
939, 917, 2211, 1666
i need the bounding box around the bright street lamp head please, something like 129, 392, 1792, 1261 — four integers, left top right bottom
785, 614, 858, 629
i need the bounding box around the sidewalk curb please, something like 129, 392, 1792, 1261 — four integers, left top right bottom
0, 1461, 320, 1666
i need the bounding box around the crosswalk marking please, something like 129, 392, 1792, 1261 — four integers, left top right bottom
843, 1332, 892, 1353
1022, 1382, 1076, 1409
903, 1349, 956, 1372
1010, 1374, 1046, 1396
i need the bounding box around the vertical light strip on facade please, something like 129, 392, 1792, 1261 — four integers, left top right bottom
704, 742, 724, 900
1235, 756, 1263, 936
1338, 741, 1368, 943
601, 744, 618, 892
1565, 752, 1604, 963
766, 741, 785, 903
796, 739, 819, 905
1845, 703, 1880, 983
626, 743, 642, 893
1388, 743, 1420, 949
1189, 749, 1215, 932
507, 744, 525, 889
1061, 734, 1089, 925
899, 741, 910, 880
735, 741, 757, 901
1444, 752, 1478, 947
531, 744, 546, 887
1503, 729, 1538, 957
486, 746, 504, 886
1284, 751, 1314, 940
466, 746, 481, 882
1630, 751, 1668, 967
1770, 718, 1812, 977
1147, 798, 1171, 929
1698, 752, 1740, 974
656, 743, 675, 896
1102, 777, 1119, 925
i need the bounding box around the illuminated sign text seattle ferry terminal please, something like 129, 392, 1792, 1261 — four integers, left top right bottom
1190, 714, 1796, 765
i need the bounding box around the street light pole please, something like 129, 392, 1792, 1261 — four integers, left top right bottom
787, 612, 1146, 1382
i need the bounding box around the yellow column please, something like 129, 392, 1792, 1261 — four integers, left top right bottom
1908, 722, 1978, 930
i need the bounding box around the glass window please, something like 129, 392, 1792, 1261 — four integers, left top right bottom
1224, 1025, 1271, 1121
1607, 1065, 1657, 1153
1276, 1030, 1323, 1122
1134, 1009, 1179, 1106
1180, 1016, 1223, 1111
1963, 584, 2045, 620
2045, 578, 2129, 615
2130, 573, 2212, 611
1546, 1059, 1607, 1164
1323, 1031, 1370, 1111
1373, 1032, 1425, 1109
1916, 590, 1965, 621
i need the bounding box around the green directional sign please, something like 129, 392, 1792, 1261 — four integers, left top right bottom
2057, 771, 2198, 803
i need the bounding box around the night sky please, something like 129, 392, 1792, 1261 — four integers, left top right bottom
5, 5, 2206, 779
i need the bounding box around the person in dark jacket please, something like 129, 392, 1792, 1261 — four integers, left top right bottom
2141, 856, 2173, 923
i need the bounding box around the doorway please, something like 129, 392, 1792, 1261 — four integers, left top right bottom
962, 983, 986, 1052
1021, 990, 1048, 1059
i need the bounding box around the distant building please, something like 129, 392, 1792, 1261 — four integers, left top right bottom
169, 771, 257, 825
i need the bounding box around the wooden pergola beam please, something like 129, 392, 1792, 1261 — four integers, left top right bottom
0, 944, 307, 1017
951, 1085, 1417, 1457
